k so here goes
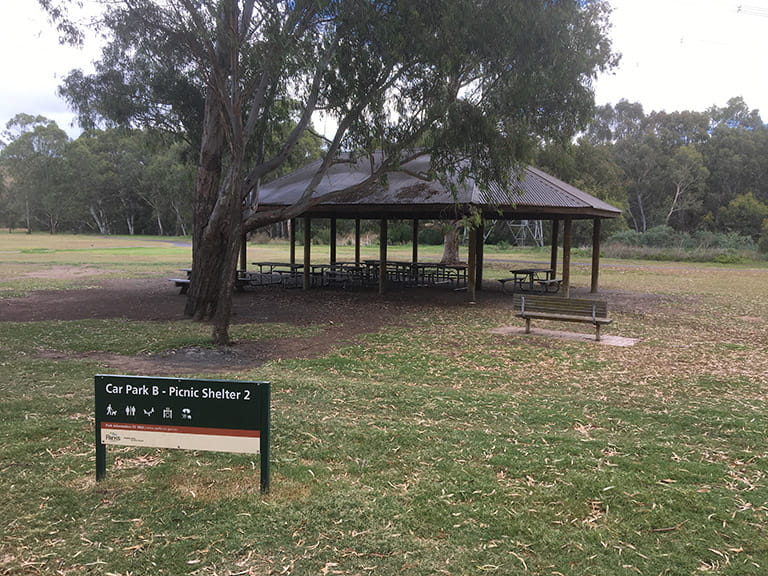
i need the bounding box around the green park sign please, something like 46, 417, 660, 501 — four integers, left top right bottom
95, 374, 270, 492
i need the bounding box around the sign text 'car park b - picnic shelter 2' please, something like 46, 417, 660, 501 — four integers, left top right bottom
95, 374, 270, 492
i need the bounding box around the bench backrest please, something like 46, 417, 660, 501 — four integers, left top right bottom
513, 294, 608, 319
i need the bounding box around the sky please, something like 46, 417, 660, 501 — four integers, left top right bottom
1, 0, 767, 141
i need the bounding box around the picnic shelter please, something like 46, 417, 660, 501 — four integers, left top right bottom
251, 152, 622, 299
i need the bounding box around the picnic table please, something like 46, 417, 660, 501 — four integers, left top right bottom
250, 262, 304, 287
499, 268, 560, 294
309, 263, 369, 288
252, 262, 303, 274
363, 260, 467, 288
172, 267, 267, 293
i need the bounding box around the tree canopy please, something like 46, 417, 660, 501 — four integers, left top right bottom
537, 97, 768, 243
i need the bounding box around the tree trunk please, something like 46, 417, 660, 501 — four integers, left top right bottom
89, 205, 109, 234
183, 1, 246, 347
184, 83, 226, 322
155, 210, 164, 236
183, 47, 245, 345
441, 221, 461, 264
25, 196, 31, 234
665, 183, 683, 225
634, 190, 648, 232
171, 201, 188, 235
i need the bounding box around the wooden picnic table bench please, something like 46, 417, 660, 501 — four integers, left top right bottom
171, 277, 191, 294
513, 294, 612, 341
172, 269, 271, 294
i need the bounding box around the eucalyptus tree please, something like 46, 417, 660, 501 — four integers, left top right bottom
0, 115, 71, 233
663, 144, 709, 229
701, 114, 768, 227
65, 129, 151, 235
44, 0, 616, 345
143, 141, 196, 236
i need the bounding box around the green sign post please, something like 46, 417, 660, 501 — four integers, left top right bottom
95, 374, 270, 492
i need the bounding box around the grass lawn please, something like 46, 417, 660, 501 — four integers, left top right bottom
1, 233, 767, 575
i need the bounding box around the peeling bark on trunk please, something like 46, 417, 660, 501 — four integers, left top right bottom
183, 2, 245, 346
184, 85, 227, 323
440, 222, 461, 264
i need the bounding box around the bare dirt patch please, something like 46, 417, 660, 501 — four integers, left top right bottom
1, 277, 665, 374
1, 277, 466, 374
20, 264, 120, 281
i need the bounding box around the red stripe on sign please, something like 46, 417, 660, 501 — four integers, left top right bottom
102, 422, 260, 438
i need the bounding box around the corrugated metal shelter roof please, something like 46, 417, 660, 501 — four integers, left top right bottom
256, 152, 621, 220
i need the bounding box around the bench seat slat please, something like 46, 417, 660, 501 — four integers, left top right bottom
520, 311, 612, 325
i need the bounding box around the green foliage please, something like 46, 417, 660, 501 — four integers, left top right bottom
385, 221, 413, 245
605, 226, 760, 262
0, 120, 199, 236
50, 0, 617, 234
718, 192, 768, 240
418, 227, 444, 246
573, 98, 768, 241
760, 219, 768, 253
0, 114, 72, 233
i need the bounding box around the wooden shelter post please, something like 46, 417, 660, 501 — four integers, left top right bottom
549, 219, 560, 277
354, 219, 361, 265
303, 217, 311, 291
591, 217, 602, 293
467, 226, 477, 302
475, 220, 484, 291
329, 218, 337, 264
289, 218, 296, 265
562, 218, 572, 298
239, 233, 247, 272
412, 219, 419, 263
379, 218, 388, 295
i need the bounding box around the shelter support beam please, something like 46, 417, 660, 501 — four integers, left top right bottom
476, 220, 484, 291
355, 219, 361, 265
289, 218, 296, 265
467, 226, 477, 302
240, 232, 247, 272
330, 218, 337, 264
550, 219, 560, 277
412, 219, 419, 263
562, 218, 572, 298
591, 218, 601, 293
303, 217, 311, 291
379, 219, 388, 295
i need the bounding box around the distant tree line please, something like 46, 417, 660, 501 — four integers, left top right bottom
0, 113, 321, 236
536, 97, 768, 253
2, 97, 768, 254
0, 114, 196, 235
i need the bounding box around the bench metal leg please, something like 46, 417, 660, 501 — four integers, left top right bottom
525, 318, 531, 334
595, 324, 601, 342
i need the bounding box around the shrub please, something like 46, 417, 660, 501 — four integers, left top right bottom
419, 228, 444, 245
643, 225, 683, 248
759, 219, 768, 254
605, 227, 761, 262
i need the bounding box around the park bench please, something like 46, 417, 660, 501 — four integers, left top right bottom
513, 294, 612, 341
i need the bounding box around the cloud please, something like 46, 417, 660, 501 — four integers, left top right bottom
0, 3, 98, 138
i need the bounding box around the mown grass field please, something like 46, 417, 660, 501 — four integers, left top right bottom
1, 233, 767, 575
